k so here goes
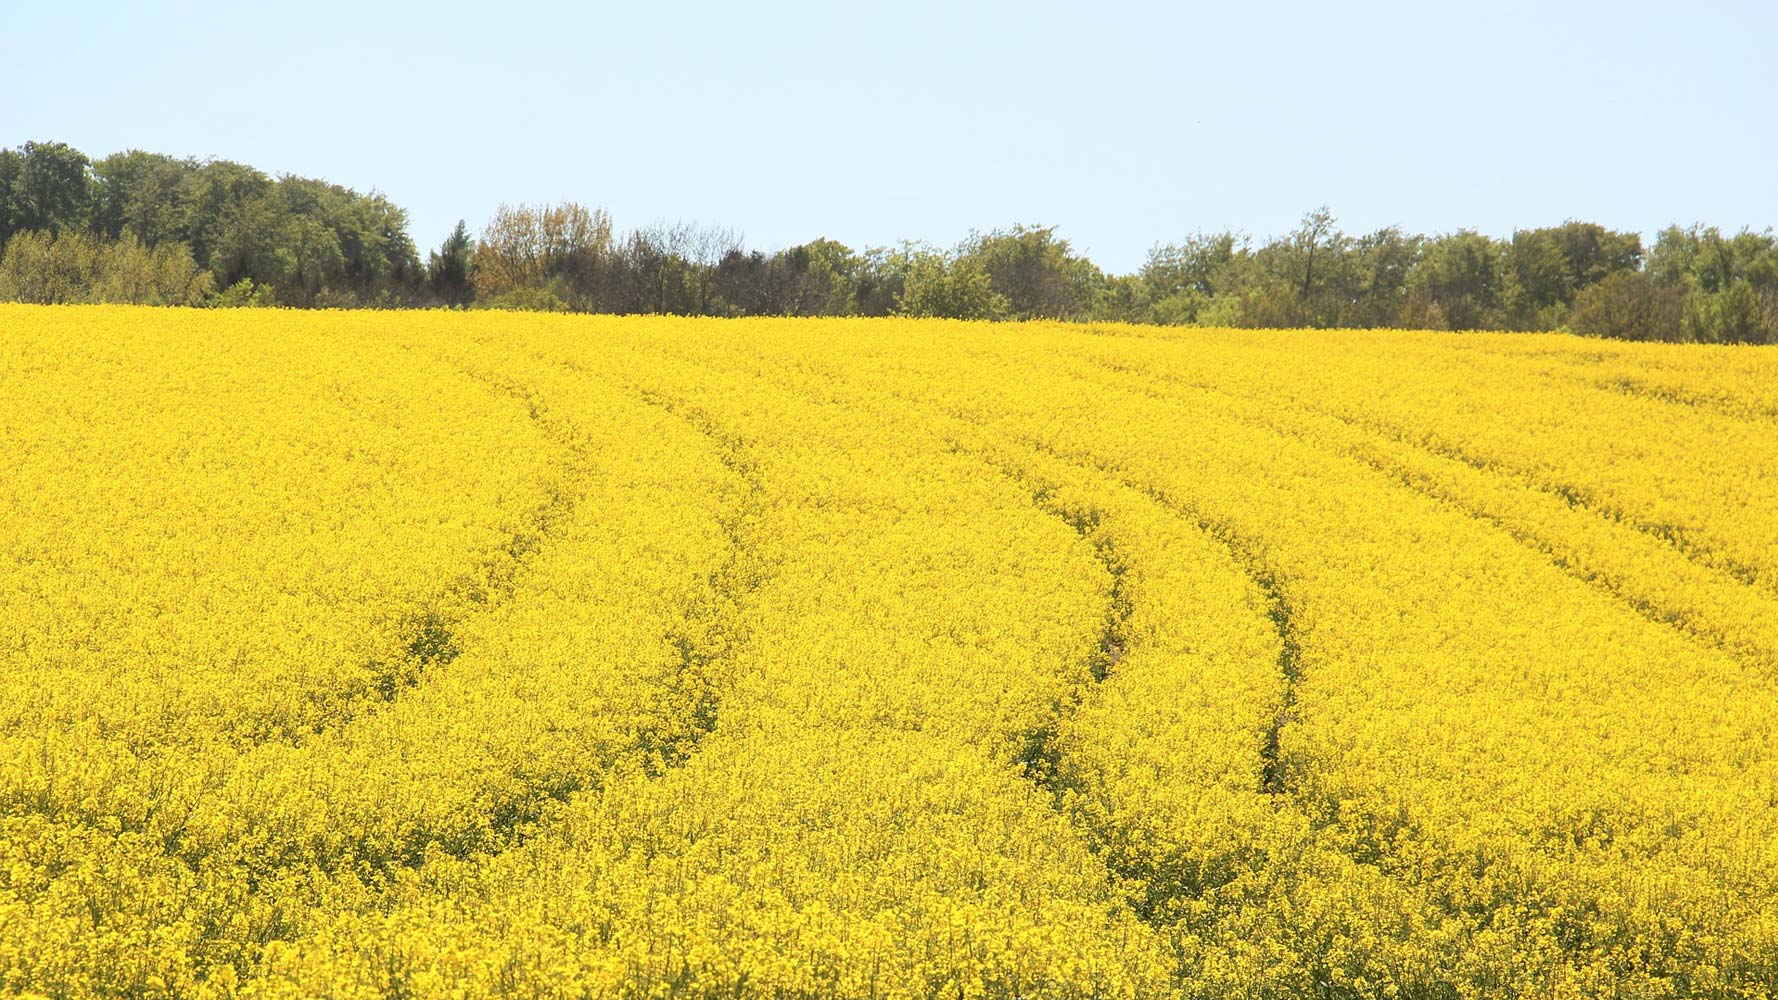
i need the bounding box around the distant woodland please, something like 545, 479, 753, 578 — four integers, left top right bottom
2, 140, 1775, 343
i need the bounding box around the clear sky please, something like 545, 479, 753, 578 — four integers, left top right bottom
3, 0, 1773, 272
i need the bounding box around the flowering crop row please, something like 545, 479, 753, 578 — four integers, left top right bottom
2, 307, 1775, 998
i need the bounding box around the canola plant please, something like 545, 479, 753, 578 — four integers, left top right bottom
2, 305, 1776, 999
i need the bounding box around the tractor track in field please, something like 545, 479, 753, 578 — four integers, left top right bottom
375, 352, 770, 866
1286, 406, 1778, 673
1590, 372, 1778, 424
60, 348, 763, 868
593, 343, 1185, 822
469, 345, 772, 821
625, 384, 767, 775
825, 349, 1309, 799
990, 431, 1308, 798
0, 354, 590, 850
950, 442, 1134, 794
504, 339, 1336, 958
1051, 348, 1778, 670
1067, 346, 1773, 595
1308, 397, 1770, 592
872, 385, 1359, 972
1460, 343, 1778, 426
731, 343, 1316, 808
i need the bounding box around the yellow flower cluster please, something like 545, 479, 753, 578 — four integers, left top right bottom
2, 306, 1776, 998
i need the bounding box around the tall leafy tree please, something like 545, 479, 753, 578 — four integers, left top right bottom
1405, 230, 1506, 330
428, 221, 476, 307
0, 141, 94, 242
897, 245, 1006, 320
1502, 222, 1642, 328
1570, 271, 1684, 341
1347, 227, 1423, 328
92, 150, 197, 246
956, 224, 1104, 320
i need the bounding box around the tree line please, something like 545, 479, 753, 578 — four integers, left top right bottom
0, 141, 420, 308
3, 140, 1774, 343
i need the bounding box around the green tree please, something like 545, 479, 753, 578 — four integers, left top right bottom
1095, 273, 1153, 323
897, 245, 1006, 320
1405, 230, 1506, 329
1283, 207, 1345, 303
1346, 227, 1422, 327
1569, 271, 1684, 342
473, 202, 615, 310
1649, 225, 1778, 294
1685, 280, 1778, 344
0, 141, 94, 242
1645, 226, 1778, 343
0, 228, 212, 305
182, 160, 278, 289
92, 150, 197, 246
428, 221, 476, 307
280, 213, 348, 307
956, 224, 1103, 320
780, 238, 859, 316
1242, 208, 1357, 327
853, 245, 917, 317
207, 278, 273, 308
1142, 232, 1246, 300
1141, 232, 1248, 324
0, 230, 66, 302
1502, 222, 1642, 329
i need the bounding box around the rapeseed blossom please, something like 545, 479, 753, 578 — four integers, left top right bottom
3, 306, 1776, 998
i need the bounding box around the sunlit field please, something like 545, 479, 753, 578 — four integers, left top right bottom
5, 305, 1778, 999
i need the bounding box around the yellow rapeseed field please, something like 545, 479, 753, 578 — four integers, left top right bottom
4, 304, 1778, 999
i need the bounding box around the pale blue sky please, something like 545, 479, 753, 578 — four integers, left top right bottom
3, 0, 1773, 271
